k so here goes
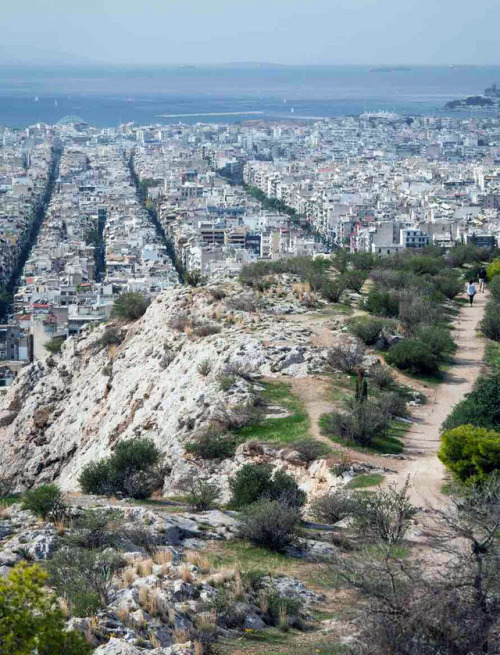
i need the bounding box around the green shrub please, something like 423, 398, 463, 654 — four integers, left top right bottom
46, 548, 124, 617
479, 303, 500, 341
185, 430, 237, 460
342, 270, 367, 293
351, 479, 417, 544
349, 252, 377, 271
403, 255, 444, 276
320, 278, 345, 303
310, 490, 356, 524
487, 258, 500, 281
368, 363, 394, 389
96, 326, 123, 349
320, 397, 391, 447
264, 589, 302, 625
239, 499, 301, 552
44, 337, 65, 354
79, 438, 163, 499
348, 316, 386, 345
22, 484, 67, 521
415, 326, 456, 360
0, 563, 92, 655
441, 375, 500, 432
183, 478, 221, 511
385, 339, 438, 374
434, 274, 463, 300
364, 288, 399, 318
292, 440, 331, 462
326, 340, 366, 374
439, 425, 500, 485
111, 292, 150, 321
489, 275, 500, 301
63, 509, 124, 551
230, 463, 306, 509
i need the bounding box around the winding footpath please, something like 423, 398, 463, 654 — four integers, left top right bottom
395, 292, 488, 507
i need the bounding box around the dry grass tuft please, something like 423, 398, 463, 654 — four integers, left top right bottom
136, 558, 154, 577
207, 568, 236, 587
233, 570, 244, 600
58, 595, 70, 618
185, 550, 211, 574
152, 549, 173, 566
174, 628, 191, 644
123, 566, 137, 587
116, 608, 130, 625
180, 564, 193, 583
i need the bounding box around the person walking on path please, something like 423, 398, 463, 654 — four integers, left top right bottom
467, 280, 476, 306
478, 267, 487, 292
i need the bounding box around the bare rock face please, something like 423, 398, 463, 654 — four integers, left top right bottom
0, 282, 338, 495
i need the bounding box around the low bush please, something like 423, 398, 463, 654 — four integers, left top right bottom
415, 325, 456, 360
439, 424, 500, 485
111, 292, 150, 321
264, 589, 302, 625
487, 258, 500, 281
197, 359, 212, 376
79, 438, 164, 499
326, 340, 366, 375
441, 374, 500, 432
364, 288, 399, 318
479, 303, 500, 341
434, 273, 463, 300
63, 509, 124, 550
96, 326, 123, 349
377, 391, 409, 419
310, 490, 356, 525
22, 484, 67, 521
351, 478, 417, 543
348, 317, 386, 345
239, 499, 302, 552
211, 402, 260, 432
209, 287, 226, 301
44, 337, 65, 354
182, 478, 221, 511
194, 322, 220, 337
227, 293, 260, 312
368, 362, 394, 389
169, 311, 191, 332
230, 463, 306, 509
397, 289, 440, 334
320, 278, 345, 303
46, 548, 124, 616
209, 589, 246, 629
320, 397, 391, 447
488, 274, 500, 301
292, 440, 331, 462
342, 270, 367, 293
385, 339, 438, 374
185, 430, 237, 460
0, 475, 14, 499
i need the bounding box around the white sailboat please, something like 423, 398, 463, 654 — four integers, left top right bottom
290, 107, 295, 113
34, 96, 39, 102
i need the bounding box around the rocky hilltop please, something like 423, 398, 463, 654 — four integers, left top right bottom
0, 277, 350, 497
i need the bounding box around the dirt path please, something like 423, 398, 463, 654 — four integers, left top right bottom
393, 293, 487, 507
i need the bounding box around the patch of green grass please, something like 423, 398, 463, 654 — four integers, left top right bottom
318, 415, 404, 455
347, 473, 385, 488
220, 630, 348, 654
235, 381, 310, 445
0, 494, 22, 507
206, 540, 290, 573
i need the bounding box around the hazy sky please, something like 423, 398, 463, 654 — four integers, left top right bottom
1, 0, 499, 66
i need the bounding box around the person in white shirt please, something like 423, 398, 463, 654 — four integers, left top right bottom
467, 280, 476, 306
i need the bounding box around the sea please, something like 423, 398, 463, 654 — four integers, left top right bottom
1, 64, 499, 128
